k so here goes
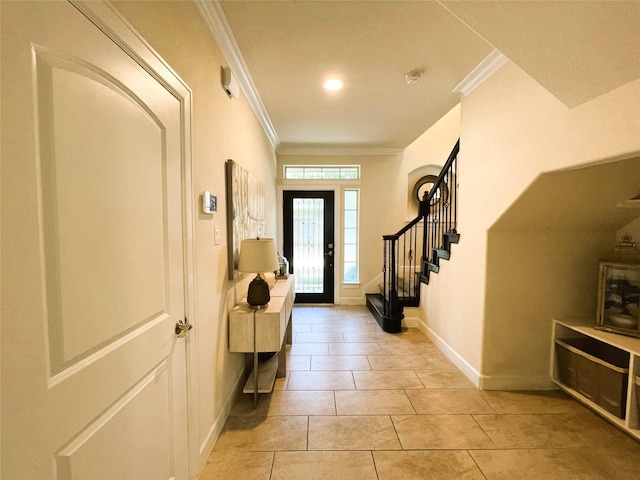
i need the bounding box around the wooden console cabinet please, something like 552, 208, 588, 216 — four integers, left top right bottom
229, 276, 294, 405
551, 317, 640, 440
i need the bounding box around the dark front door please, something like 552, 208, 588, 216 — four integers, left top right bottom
283, 190, 334, 303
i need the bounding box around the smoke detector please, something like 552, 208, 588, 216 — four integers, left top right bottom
405, 69, 424, 85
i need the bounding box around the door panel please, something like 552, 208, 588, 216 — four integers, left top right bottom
1, 2, 189, 478
283, 191, 335, 303
56, 365, 172, 478
38, 49, 169, 370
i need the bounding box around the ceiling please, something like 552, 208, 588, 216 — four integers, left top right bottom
201, 1, 640, 153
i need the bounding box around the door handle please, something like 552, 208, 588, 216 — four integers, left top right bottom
175, 319, 193, 338
325, 243, 333, 256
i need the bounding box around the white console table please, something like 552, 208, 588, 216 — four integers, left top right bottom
229, 276, 294, 406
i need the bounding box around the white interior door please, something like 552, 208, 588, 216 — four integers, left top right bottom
1, 2, 191, 478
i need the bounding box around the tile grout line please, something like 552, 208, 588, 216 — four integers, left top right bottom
268, 451, 276, 480
370, 450, 381, 480
404, 388, 418, 415
466, 449, 490, 480
388, 414, 404, 451
207, 307, 640, 478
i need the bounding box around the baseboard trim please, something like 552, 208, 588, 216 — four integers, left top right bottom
416, 319, 557, 391
401, 315, 418, 328
402, 306, 421, 328
479, 374, 556, 391
197, 365, 246, 466
416, 319, 481, 388
337, 296, 366, 306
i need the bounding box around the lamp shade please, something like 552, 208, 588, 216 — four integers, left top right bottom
237, 237, 279, 273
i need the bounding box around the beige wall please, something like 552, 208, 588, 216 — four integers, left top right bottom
276, 105, 460, 305
276, 154, 401, 303
106, 2, 640, 468
482, 230, 613, 388
619, 216, 640, 243
421, 60, 640, 388
113, 1, 277, 472
402, 104, 461, 222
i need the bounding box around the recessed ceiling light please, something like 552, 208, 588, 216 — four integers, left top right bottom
323, 78, 344, 91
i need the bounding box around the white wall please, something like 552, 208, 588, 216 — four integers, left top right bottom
421, 60, 640, 388
113, 1, 277, 473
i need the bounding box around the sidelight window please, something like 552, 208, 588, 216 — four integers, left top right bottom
343, 189, 359, 283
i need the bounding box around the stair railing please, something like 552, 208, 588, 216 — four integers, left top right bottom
381, 139, 460, 319
421, 139, 460, 282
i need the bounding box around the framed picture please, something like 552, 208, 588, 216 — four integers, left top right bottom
225, 159, 265, 280
596, 262, 640, 338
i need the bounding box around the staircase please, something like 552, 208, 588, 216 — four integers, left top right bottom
366, 140, 460, 333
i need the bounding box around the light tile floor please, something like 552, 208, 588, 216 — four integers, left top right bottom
200, 305, 640, 480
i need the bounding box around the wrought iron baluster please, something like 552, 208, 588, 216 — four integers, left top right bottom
372, 139, 459, 331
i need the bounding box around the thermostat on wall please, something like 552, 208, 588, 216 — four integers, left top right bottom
203, 191, 217, 214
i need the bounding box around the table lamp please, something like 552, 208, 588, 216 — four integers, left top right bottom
237, 237, 279, 307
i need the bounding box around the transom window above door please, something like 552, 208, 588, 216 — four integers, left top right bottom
284, 165, 360, 180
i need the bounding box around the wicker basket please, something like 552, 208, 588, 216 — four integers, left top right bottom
555, 338, 629, 418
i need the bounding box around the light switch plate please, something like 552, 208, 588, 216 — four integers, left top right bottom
214, 226, 220, 245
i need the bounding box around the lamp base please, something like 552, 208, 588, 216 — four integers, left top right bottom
247, 274, 271, 307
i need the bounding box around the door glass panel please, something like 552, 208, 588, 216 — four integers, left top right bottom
293, 198, 324, 293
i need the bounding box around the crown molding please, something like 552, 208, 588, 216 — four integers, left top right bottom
276, 146, 404, 157
452, 49, 508, 96
195, 0, 279, 149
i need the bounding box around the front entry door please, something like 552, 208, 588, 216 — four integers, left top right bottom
283, 191, 335, 303
1, 2, 190, 478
